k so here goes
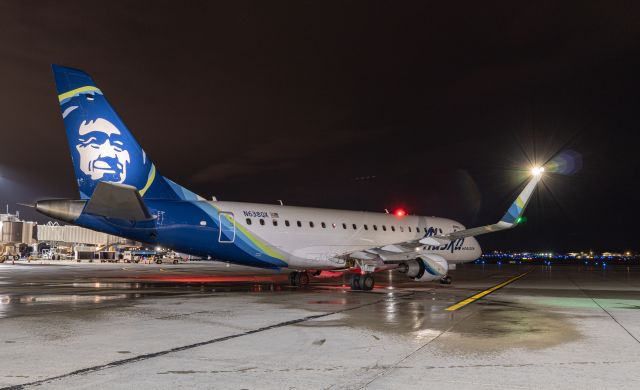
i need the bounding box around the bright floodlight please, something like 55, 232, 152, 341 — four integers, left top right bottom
531, 166, 545, 176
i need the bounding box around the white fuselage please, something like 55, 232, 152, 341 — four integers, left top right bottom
212, 201, 482, 269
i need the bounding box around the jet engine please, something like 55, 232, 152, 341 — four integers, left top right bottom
398, 254, 448, 282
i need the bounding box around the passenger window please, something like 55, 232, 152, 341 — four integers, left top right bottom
297, 221, 302, 227
352, 223, 357, 230
259, 219, 265, 226
273, 220, 278, 226
400, 226, 404, 232
382, 225, 387, 231
332, 223, 336, 228
321, 222, 326, 228
373, 225, 378, 231
408, 226, 412, 232
246, 218, 252, 225
342, 223, 347, 229
416, 226, 420, 232
285, 220, 290, 227
309, 221, 315, 228
391, 226, 396, 232
364, 224, 368, 230
424, 227, 428, 233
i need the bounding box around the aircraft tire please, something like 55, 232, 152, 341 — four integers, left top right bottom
361, 274, 374, 291
295, 272, 310, 287
440, 276, 452, 285
350, 274, 361, 290
289, 271, 298, 286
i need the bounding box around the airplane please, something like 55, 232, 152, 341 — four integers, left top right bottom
34, 65, 544, 290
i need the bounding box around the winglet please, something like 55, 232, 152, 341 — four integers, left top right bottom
499, 171, 543, 226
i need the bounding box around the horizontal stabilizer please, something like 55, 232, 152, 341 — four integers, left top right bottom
84, 182, 153, 221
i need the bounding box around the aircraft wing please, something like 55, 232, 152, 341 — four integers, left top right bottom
84, 181, 153, 221
347, 171, 543, 265
437, 171, 542, 241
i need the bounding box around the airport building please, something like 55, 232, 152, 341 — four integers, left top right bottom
0, 210, 139, 261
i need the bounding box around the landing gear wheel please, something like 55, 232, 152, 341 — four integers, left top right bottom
289, 271, 309, 287
440, 276, 452, 285
295, 271, 310, 287
361, 274, 375, 291
350, 274, 361, 290
289, 271, 298, 286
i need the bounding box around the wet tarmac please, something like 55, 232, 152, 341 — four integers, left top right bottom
1, 261, 640, 389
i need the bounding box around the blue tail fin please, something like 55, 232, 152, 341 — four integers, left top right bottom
52, 65, 202, 201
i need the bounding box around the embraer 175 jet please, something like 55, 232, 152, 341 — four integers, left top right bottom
34, 65, 543, 290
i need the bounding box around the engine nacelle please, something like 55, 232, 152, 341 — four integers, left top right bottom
398, 254, 448, 282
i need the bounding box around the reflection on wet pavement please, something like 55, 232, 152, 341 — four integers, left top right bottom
1, 262, 640, 389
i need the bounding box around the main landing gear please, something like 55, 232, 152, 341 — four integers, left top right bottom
289, 271, 310, 287
350, 273, 375, 291
439, 275, 452, 285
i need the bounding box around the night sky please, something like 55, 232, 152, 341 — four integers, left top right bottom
1, 1, 639, 252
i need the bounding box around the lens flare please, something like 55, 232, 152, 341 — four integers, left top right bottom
546, 150, 583, 175
531, 166, 544, 176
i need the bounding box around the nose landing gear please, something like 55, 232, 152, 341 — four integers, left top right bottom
439, 275, 452, 285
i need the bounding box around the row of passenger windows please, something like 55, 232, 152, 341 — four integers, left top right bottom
245, 218, 443, 234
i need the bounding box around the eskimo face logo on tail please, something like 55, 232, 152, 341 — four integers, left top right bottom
76, 118, 130, 183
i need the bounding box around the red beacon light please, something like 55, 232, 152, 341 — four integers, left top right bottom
394, 209, 406, 217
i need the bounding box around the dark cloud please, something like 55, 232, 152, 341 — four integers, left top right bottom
191, 131, 357, 182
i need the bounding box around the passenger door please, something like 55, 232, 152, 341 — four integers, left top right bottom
218, 211, 236, 243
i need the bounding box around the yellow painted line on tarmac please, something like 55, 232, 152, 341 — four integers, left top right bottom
445, 270, 532, 311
